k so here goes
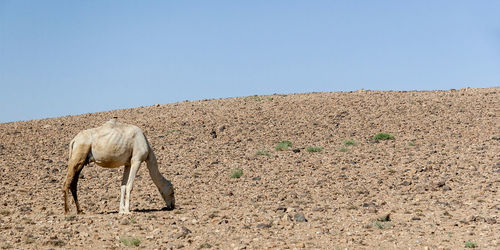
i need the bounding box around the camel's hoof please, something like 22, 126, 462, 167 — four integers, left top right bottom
162, 205, 174, 211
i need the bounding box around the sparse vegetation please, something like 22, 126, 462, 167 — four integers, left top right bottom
343, 140, 357, 146
0, 210, 11, 216
1, 243, 13, 249
339, 147, 348, 152
408, 140, 416, 146
374, 221, 390, 229
244, 95, 274, 102
346, 205, 358, 210
275, 141, 292, 151
306, 146, 323, 152
373, 133, 395, 141
130, 217, 136, 224
199, 242, 212, 248
230, 169, 243, 178
256, 149, 271, 156
167, 129, 183, 134
464, 241, 477, 248
121, 237, 141, 247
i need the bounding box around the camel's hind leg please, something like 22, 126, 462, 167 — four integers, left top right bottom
63, 144, 90, 214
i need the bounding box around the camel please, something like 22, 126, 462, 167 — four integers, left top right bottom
62, 118, 175, 214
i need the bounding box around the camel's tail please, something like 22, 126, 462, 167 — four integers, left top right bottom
68, 139, 76, 161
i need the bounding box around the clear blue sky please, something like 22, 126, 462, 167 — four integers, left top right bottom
1, 1, 499, 123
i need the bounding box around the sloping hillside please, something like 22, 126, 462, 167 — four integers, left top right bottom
0, 88, 498, 249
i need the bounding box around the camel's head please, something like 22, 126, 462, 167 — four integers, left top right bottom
161, 182, 175, 210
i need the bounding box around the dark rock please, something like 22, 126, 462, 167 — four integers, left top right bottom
256, 223, 271, 229
294, 213, 307, 222
436, 180, 446, 187
412, 217, 421, 221
175, 226, 191, 239
252, 176, 261, 181
292, 149, 301, 153
469, 215, 486, 223
45, 239, 66, 247
362, 202, 377, 208
210, 130, 217, 139
20, 207, 32, 213
486, 217, 497, 224
377, 213, 391, 222
401, 181, 412, 186
276, 207, 287, 213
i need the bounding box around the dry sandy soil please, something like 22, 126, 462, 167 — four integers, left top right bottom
0, 88, 498, 249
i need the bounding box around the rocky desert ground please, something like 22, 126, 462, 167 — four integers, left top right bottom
0, 88, 498, 249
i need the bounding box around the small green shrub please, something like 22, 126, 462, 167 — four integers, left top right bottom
275, 141, 292, 151
339, 147, 348, 152
244, 95, 263, 102
346, 205, 358, 210
121, 237, 141, 247
464, 241, 477, 248
374, 221, 387, 229
306, 146, 323, 152
373, 133, 395, 141
167, 129, 183, 134
256, 149, 271, 156
230, 169, 243, 178
408, 140, 416, 146
342, 140, 357, 146
0, 210, 11, 216
199, 242, 212, 248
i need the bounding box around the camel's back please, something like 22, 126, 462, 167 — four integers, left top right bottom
89, 119, 149, 167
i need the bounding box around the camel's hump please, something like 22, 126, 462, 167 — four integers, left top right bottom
106, 118, 118, 124
100, 118, 143, 133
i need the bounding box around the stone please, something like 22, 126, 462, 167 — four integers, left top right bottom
256, 223, 271, 229
175, 226, 191, 239
294, 213, 307, 222
281, 214, 292, 222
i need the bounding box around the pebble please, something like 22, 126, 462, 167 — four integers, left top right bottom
256, 223, 271, 229
294, 213, 307, 222
282, 214, 292, 222
120, 218, 130, 225
175, 226, 191, 239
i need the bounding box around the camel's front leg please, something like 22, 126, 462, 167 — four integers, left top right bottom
120, 165, 131, 214
122, 160, 141, 214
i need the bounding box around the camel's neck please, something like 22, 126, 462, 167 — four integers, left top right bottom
145, 139, 175, 209
146, 147, 168, 191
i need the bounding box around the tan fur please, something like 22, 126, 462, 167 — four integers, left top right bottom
62, 119, 175, 214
